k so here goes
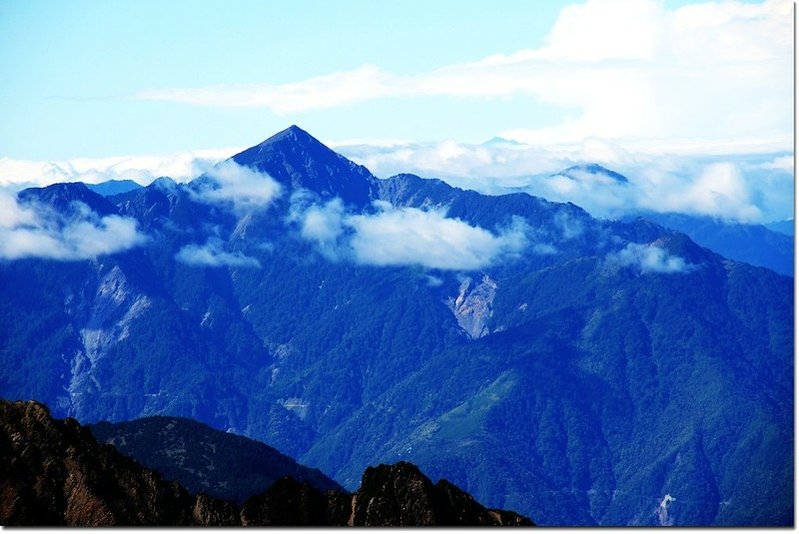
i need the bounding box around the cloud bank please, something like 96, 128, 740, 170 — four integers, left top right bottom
606, 243, 693, 274
175, 238, 261, 268
0, 148, 239, 190
0, 193, 147, 260
337, 139, 791, 223
291, 196, 530, 270
193, 161, 282, 214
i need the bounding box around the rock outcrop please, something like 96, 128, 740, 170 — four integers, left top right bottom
0, 400, 532, 526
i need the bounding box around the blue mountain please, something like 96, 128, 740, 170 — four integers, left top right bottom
87, 179, 143, 197
765, 218, 794, 236
228, 125, 377, 206
554, 163, 630, 184
627, 212, 793, 276
19, 181, 118, 216
0, 126, 792, 526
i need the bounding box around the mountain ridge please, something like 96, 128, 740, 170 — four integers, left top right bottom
90, 414, 343, 504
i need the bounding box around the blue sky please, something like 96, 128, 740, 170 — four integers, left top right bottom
1, 0, 789, 160
0, 0, 572, 158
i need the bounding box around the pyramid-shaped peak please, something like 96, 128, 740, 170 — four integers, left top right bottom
257, 125, 322, 148
230, 126, 376, 206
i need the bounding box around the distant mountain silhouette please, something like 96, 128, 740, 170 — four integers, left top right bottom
627, 211, 793, 276
87, 179, 143, 197
554, 163, 630, 184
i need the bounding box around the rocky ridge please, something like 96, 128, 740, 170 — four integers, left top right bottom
0, 400, 532, 526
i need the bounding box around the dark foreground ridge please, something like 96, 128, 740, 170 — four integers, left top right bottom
0, 400, 533, 526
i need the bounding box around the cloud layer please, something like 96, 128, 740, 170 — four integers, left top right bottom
0, 193, 147, 260
0, 148, 239, 190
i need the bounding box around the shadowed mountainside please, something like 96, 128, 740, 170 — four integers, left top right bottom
90, 415, 343, 504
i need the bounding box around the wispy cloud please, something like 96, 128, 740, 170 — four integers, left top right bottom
132, 0, 791, 152
606, 243, 694, 274
175, 237, 260, 268
136, 65, 393, 114
0, 193, 147, 260
296, 197, 347, 260
192, 160, 282, 214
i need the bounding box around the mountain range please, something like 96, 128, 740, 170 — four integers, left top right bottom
0, 125, 792, 526
624, 211, 793, 277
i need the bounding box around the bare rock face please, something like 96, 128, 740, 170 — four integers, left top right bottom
0, 400, 220, 526
0, 400, 533, 527
448, 275, 498, 339
351, 462, 531, 526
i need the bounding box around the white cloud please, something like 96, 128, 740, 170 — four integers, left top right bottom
135, 65, 394, 114
193, 160, 282, 214
347, 208, 528, 270
0, 193, 37, 228
0, 148, 239, 190
339, 137, 787, 222
607, 243, 693, 274
133, 0, 791, 153
0, 193, 147, 260
554, 210, 585, 239
175, 238, 260, 268
291, 195, 532, 270
672, 163, 761, 221
760, 155, 793, 172
337, 139, 568, 186
61, 215, 148, 257
300, 198, 345, 245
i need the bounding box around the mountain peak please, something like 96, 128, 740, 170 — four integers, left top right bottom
261, 124, 314, 145
249, 125, 332, 157
18, 181, 118, 216
86, 179, 143, 198
230, 126, 376, 206
556, 163, 629, 184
